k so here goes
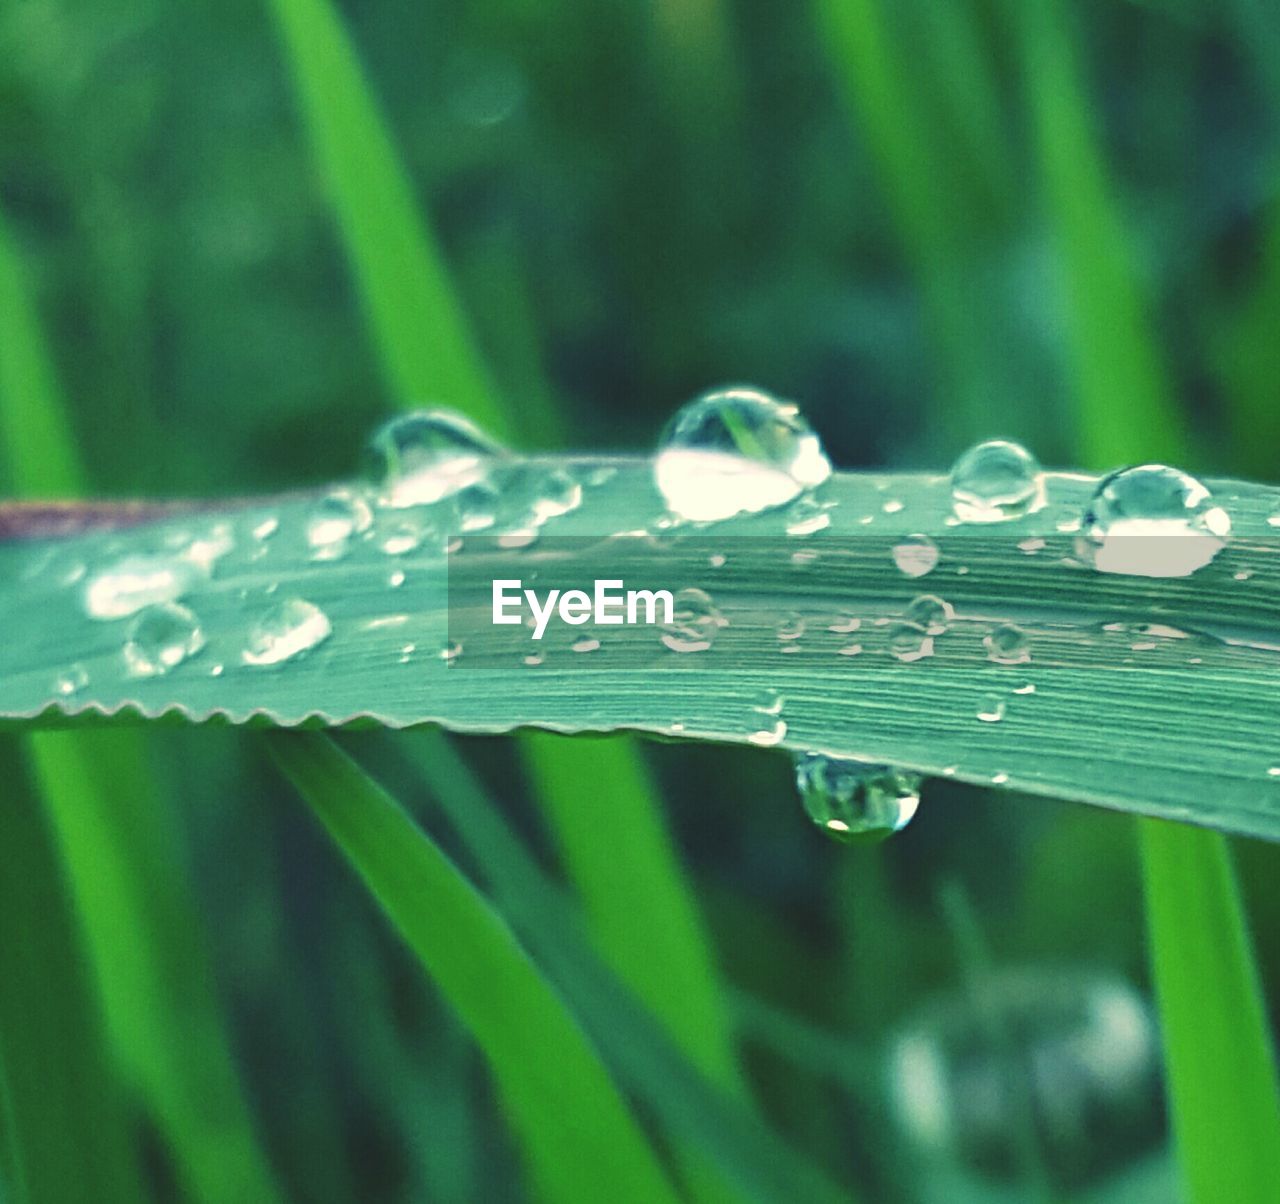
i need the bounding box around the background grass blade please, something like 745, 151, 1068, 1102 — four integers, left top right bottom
1013, 3, 1280, 1197
380, 729, 852, 1204
0, 743, 145, 1204
269, 0, 745, 1114
266, 731, 683, 1204
0, 205, 281, 1204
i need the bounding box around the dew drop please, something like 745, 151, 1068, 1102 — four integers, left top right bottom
905, 594, 952, 635
753, 688, 785, 716
242, 597, 332, 667
660, 588, 725, 652
949, 439, 1045, 523
654, 386, 831, 522
828, 613, 861, 634
786, 496, 832, 536
984, 623, 1030, 665
795, 754, 920, 843
307, 489, 373, 560
892, 534, 939, 578
54, 664, 89, 697
776, 613, 806, 642
83, 554, 197, 620
976, 694, 1006, 723
572, 636, 601, 653
1076, 465, 1230, 578
367, 408, 507, 508
888, 621, 934, 662
748, 719, 787, 747
123, 602, 205, 677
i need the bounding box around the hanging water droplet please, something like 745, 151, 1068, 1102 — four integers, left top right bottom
795, 754, 920, 843
892, 534, 939, 578
888, 621, 934, 662
54, 664, 89, 697
660, 588, 724, 652
123, 602, 205, 677
83, 554, 198, 620
307, 489, 373, 560
905, 594, 952, 635
367, 408, 507, 508
1076, 465, 1230, 577
977, 694, 1006, 723
654, 386, 831, 522
241, 598, 332, 667
985, 623, 1030, 665
949, 439, 1045, 523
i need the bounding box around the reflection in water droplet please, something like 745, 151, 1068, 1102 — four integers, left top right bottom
795, 754, 920, 842
660, 588, 724, 652
905, 594, 952, 634
1076, 464, 1230, 577
888, 621, 934, 662
985, 623, 1030, 665
124, 603, 205, 677
242, 598, 332, 667
977, 694, 1006, 723
368, 408, 507, 508
893, 534, 939, 578
55, 664, 89, 697
83, 554, 199, 620
950, 439, 1045, 523
654, 386, 831, 522
307, 489, 373, 560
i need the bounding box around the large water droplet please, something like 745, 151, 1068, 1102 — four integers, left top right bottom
83, 554, 198, 620
795, 754, 921, 843
123, 602, 205, 677
307, 489, 373, 560
985, 623, 1030, 665
242, 598, 332, 667
1076, 465, 1230, 577
367, 409, 507, 508
892, 534, 939, 578
660, 588, 724, 652
654, 386, 831, 522
950, 439, 1045, 523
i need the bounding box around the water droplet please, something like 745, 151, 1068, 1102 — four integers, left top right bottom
439, 641, 462, 663
828, 613, 861, 634
307, 489, 373, 559
388, 569, 406, 588
708, 553, 727, 568
748, 719, 787, 747
776, 613, 806, 642
790, 549, 819, 568
572, 636, 601, 653
654, 386, 831, 522
837, 642, 864, 656
905, 594, 952, 635
893, 534, 939, 578
660, 588, 725, 652
367, 408, 507, 508
54, 664, 89, 697
949, 439, 1045, 523
977, 694, 1006, 723
1018, 537, 1046, 554
83, 554, 197, 620
123, 602, 205, 677
984, 623, 1030, 665
786, 496, 832, 536
242, 598, 332, 667
523, 651, 544, 666
753, 688, 785, 716
1268, 766, 1280, 779
252, 516, 279, 541
1076, 465, 1230, 577
795, 754, 920, 843
1012, 682, 1037, 695
882, 499, 904, 515
888, 621, 934, 662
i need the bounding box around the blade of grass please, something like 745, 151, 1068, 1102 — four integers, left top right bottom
0, 206, 281, 1204
380, 729, 853, 1204
266, 732, 682, 1204
1013, 5, 1280, 1199
0, 743, 146, 1204
268, 0, 745, 1117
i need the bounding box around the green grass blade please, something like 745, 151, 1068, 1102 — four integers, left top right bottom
268, 0, 745, 1115
266, 0, 504, 428
266, 732, 682, 1204
0, 204, 280, 1203
1013, 5, 1280, 1198
387, 729, 852, 1204
0, 743, 145, 1204
1140, 823, 1280, 1200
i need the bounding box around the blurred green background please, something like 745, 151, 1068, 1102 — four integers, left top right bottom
2, 0, 1280, 1201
